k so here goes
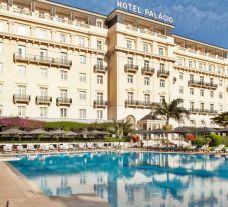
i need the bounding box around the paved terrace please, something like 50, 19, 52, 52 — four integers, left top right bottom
0, 161, 110, 207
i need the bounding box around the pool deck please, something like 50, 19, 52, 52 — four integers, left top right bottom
0, 161, 110, 207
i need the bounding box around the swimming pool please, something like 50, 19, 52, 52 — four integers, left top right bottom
9, 152, 228, 207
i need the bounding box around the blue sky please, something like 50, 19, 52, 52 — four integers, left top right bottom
51, 0, 228, 48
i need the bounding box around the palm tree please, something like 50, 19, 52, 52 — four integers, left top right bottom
211, 112, 228, 127
112, 120, 133, 138
153, 98, 190, 130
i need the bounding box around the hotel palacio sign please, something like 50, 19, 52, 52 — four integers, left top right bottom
116, 0, 174, 24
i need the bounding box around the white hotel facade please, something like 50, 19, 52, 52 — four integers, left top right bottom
0, 0, 227, 129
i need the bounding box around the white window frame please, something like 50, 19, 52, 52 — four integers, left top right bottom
40, 68, 48, 79
60, 108, 67, 118
97, 75, 103, 84
97, 110, 103, 119
79, 91, 86, 100
79, 109, 86, 119
144, 77, 150, 86
80, 55, 86, 64
18, 65, 26, 77
79, 73, 86, 83
160, 79, 165, 87
60, 70, 67, 80
18, 106, 26, 116
40, 107, 48, 117
127, 74, 133, 84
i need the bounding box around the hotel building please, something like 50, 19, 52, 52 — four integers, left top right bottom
0, 0, 227, 129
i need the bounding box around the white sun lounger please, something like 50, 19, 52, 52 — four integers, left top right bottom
198, 144, 209, 151
87, 143, 95, 150
78, 143, 86, 150
97, 143, 106, 150
68, 144, 78, 151
212, 144, 225, 153
49, 144, 57, 151
3, 144, 12, 153
27, 144, 37, 152
59, 143, 69, 151
40, 144, 49, 152
17, 145, 27, 153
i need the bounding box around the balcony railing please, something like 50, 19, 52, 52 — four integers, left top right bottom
13, 94, 31, 104
157, 70, 169, 78
188, 80, 218, 90
14, 53, 72, 69
36, 96, 52, 105
125, 100, 156, 109
93, 64, 107, 73
141, 67, 155, 76
124, 64, 138, 73
93, 100, 108, 108
189, 108, 218, 115
56, 97, 72, 106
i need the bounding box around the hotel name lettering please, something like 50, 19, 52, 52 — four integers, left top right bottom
117, 0, 174, 24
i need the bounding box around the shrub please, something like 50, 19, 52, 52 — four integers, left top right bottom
131, 135, 140, 143
104, 137, 130, 142
185, 134, 195, 141
192, 136, 211, 147
208, 133, 222, 147
221, 137, 228, 147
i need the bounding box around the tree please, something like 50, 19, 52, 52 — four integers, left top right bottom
152, 98, 190, 130
111, 120, 133, 138
211, 112, 228, 127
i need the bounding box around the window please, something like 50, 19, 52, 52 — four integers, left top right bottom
179, 86, 184, 94
219, 92, 223, 99
190, 88, 194, 95
18, 85, 26, 95
40, 49, 47, 60
208, 64, 213, 72
97, 75, 103, 84
0, 63, 2, 72
144, 60, 149, 69
40, 68, 48, 79
79, 73, 86, 83
97, 58, 103, 68
97, 40, 102, 50
127, 57, 133, 66
199, 63, 203, 70
0, 84, 3, 95
126, 40, 132, 49
159, 63, 165, 71
96, 20, 103, 28
127, 74, 133, 84
79, 91, 86, 100
143, 43, 148, 52
40, 88, 48, 97
210, 91, 214, 98
200, 76, 204, 84
219, 80, 222, 86
60, 89, 67, 98
97, 93, 103, 102
79, 109, 86, 119
60, 108, 67, 118
17, 25, 27, 36
144, 94, 150, 104
18, 65, 26, 77
127, 92, 134, 101
160, 96, 165, 103
177, 58, 183, 66
61, 52, 67, 64
80, 55, 86, 64
190, 120, 196, 126
0, 105, 2, 115
190, 102, 194, 111
0, 42, 2, 53
60, 70, 67, 80
189, 60, 193, 68
200, 89, 204, 96
97, 110, 103, 119
160, 79, 165, 87
78, 37, 85, 47
219, 105, 223, 111
39, 29, 47, 39
158, 47, 164, 56
190, 74, 194, 82
59, 33, 66, 43
40, 107, 48, 117
179, 72, 183, 80
210, 104, 214, 112
210, 78, 213, 85
144, 77, 150, 85
18, 45, 26, 56
200, 103, 204, 111
18, 106, 26, 116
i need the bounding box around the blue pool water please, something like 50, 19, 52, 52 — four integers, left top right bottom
9, 152, 228, 207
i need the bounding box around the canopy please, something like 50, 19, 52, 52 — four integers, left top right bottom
0, 128, 25, 135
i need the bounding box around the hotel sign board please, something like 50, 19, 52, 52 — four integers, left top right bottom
116, 0, 174, 24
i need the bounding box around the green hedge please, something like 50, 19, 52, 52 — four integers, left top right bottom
104, 137, 130, 142
192, 136, 211, 147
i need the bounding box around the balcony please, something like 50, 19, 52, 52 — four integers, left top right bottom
141, 67, 155, 76
189, 108, 218, 115
188, 80, 218, 90
36, 96, 52, 105
13, 94, 31, 104
157, 70, 170, 78
124, 64, 138, 73
56, 97, 72, 106
125, 100, 155, 109
93, 100, 108, 108
93, 65, 107, 74
13, 53, 72, 69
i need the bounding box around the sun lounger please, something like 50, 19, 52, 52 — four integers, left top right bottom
49, 144, 58, 151
97, 143, 106, 150
68, 144, 78, 151
59, 143, 69, 151
212, 144, 225, 153
40, 144, 49, 152
3, 145, 12, 153
198, 144, 209, 152
17, 145, 27, 153
78, 143, 86, 150
27, 144, 37, 152
87, 143, 95, 150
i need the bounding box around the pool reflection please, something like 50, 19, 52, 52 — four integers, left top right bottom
10, 152, 228, 207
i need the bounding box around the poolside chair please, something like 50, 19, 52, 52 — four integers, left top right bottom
49, 144, 58, 151
87, 143, 95, 150
58, 143, 69, 151
68, 144, 78, 151
97, 142, 106, 150
3, 144, 12, 154
198, 144, 209, 152
27, 144, 37, 152
16, 145, 27, 153
212, 144, 225, 153
40, 144, 49, 152
78, 143, 86, 150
